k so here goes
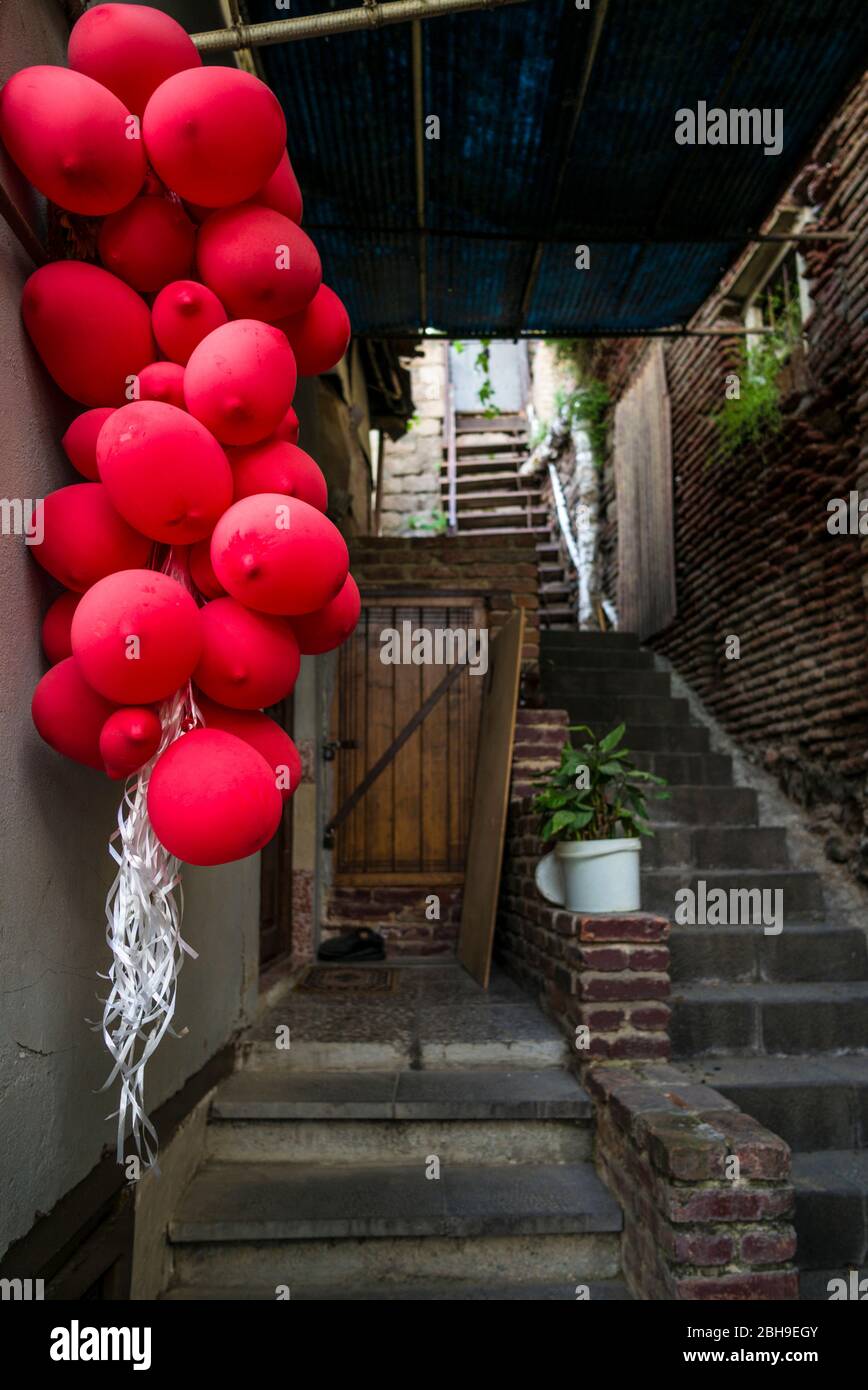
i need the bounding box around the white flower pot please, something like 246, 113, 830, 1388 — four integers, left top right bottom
535, 838, 642, 914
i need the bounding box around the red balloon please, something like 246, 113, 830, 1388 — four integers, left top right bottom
97, 401, 232, 544
71, 569, 202, 703
194, 598, 300, 710
210, 493, 349, 617
68, 3, 202, 117
189, 537, 226, 599
0, 66, 144, 215
252, 150, 303, 224
62, 407, 115, 480
196, 204, 321, 322
184, 319, 296, 446
151, 280, 227, 365
98, 196, 195, 292
280, 285, 351, 377
31, 483, 151, 592
32, 657, 116, 769
100, 705, 162, 779
137, 361, 186, 409
147, 728, 282, 865
196, 695, 301, 800
143, 68, 285, 208
291, 574, 361, 655
41, 591, 81, 665
229, 439, 327, 512
273, 405, 300, 445
22, 261, 155, 407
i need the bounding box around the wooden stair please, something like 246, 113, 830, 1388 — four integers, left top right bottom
441, 415, 574, 629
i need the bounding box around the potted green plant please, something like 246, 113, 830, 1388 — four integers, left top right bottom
532, 723, 668, 913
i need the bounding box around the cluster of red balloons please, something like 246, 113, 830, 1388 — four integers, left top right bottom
4, 4, 360, 867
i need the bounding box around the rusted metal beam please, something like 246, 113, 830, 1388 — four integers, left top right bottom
192, 0, 530, 51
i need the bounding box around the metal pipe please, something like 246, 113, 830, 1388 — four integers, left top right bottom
191, 0, 530, 52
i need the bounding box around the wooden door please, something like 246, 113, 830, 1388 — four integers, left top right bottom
613, 343, 676, 639
333, 596, 486, 884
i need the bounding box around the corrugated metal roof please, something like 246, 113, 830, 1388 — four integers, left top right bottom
247, 0, 868, 336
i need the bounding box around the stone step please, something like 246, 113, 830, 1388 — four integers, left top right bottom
678, 1057, 868, 1151
604, 722, 710, 753
540, 648, 655, 671
541, 631, 639, 651
240, 1014, 570, 1074
671, 980, 868, 1056
792, 1150, 868, 1270
170, 1160, 623, 1243
799, 1267, 868, 1301
643, 825, 790, 870
670, 922, 868, 985
554, 695, 691, 726
648, 786, 758, 825
206, 1069, 593, 1164
162, 1278, 633, 1301
170, 1226, 623, 1290
632, 750, 734, 785
543, 669, 672, 699
642, 867, 824, 920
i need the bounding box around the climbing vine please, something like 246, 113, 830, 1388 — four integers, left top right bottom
554, 379, 611, 468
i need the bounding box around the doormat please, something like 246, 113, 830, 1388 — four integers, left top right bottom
294, 966, 400, 995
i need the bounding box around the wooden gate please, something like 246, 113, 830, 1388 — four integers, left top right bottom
613, 343, 676, 639
332, 596, 486, 884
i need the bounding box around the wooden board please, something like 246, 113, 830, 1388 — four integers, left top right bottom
457, 609, 525, 987
613, 342, 676, 640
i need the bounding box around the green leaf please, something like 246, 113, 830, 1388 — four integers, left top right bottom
598, 723, 626, 754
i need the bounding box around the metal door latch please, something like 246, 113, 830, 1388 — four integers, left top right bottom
321, 739, 359, 761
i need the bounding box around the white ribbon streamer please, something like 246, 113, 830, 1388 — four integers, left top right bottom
94, 550, 202, 1169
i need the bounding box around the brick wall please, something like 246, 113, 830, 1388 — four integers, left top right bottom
350, 531, 540, 665
588, 1063, 798, 1301
593, 74, 868, 881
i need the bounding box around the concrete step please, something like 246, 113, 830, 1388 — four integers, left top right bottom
648, 786, 758, 825
679, 1057, 868, 1151
540, 631, 639, 651
555, 695, 691, 726
162, 1278, 633, 1301
169, 1161, 624, 1288
579, 722, 710, 753
442, 473, 524, 492
631, 750, 734, 785
642, 825, 790, 870
240, 1012, 570, 1074
455, 414, 527, 432
671, 980, 868, 1056
670, 921, 868, 985
540, 648, 655, 671
642, 867, 824, 920
792, 1150, 868, 1270
206, 1069, 593, 1164
543, 669, 672, 699
799, 1267, 868, 1300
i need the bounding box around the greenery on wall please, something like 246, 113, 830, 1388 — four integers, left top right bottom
710, 300, 802, 462
554, 379, 611, 468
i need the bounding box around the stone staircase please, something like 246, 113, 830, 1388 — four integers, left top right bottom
539, 627, 868, 1300
161, 966, 628, 1301
442, 414, 573, 628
